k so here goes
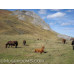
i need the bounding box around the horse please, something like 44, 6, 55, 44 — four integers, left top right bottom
62, 39, 66, 44
71, 40, 74, 50
37, 38, 41, 40
23, 40, 26, 45
6, 41, 18, 48
37, 38, 39, 40
35, 46, 45, 54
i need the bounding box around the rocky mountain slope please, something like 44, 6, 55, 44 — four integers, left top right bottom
0, 9, 57, 39
11, 10, 51, 30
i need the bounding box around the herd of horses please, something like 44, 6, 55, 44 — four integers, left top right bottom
6, 40, 26, 48
5, 38, 74, 54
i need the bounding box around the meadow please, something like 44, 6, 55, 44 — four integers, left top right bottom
0, 34, 73, 64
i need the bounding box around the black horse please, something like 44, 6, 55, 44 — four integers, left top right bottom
23, 40, 26, 45
71, 40, 74, 50
6, 41, 18, 48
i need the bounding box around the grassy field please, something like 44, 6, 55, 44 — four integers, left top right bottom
0, 34, 73, 64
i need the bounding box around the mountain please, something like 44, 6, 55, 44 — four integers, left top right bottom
0, 9, 57, 39
11, 10, 51, 30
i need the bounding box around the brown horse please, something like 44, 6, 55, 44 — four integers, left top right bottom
23, 40, 26, 45
35, 46, 45, 54
62, 39, 66, 44
6, 41, 18, 48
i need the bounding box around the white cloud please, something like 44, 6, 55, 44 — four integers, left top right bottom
38, 9, 47, 14
47, 12, 66, 19
50, 9, 61, 11
63, 28, 74, 30
61, 23, 70, 26
66, 10, 72, 12
61, 21, 74, 26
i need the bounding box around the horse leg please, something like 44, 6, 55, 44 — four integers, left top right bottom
15, 45, 17, 48
40, 52, 42, 54
65, 41, 66, 44
64, 41, 65, 44
40, 51, 42, 54
8, 45, 10, 48
11, 45, 12, 48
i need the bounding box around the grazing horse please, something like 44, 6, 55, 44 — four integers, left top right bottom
71, 40, 74, 50
37, 38, 41, 40
6, 41, 18, 48
23, 40, 26, 45
35, 46, 45, 54
37, 38, 39, 40
62, 39, 66, 44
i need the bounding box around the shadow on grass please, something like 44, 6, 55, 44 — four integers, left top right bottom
17, 47, 22, 48
23, 44, 29, 46
44, 51, 47, 53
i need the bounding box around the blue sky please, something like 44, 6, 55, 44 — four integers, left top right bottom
7, 9, 74, 37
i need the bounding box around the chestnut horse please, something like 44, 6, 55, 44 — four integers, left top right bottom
6, 41, 18, 48
35, 46, 45, 54
62, 39, 66, 44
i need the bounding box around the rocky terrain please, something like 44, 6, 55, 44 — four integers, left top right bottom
12, 10, 51, 30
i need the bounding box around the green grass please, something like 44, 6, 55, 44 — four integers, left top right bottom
0, 34, 73, 64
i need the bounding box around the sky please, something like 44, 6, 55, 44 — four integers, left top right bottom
7, 9, 74, 37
